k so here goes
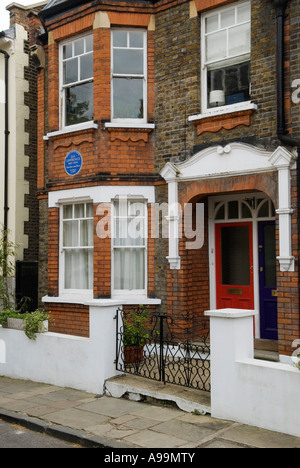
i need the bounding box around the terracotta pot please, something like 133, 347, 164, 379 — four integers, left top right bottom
124, 345, 144, 364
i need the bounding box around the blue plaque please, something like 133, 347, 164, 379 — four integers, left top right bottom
65, 150, 82, 176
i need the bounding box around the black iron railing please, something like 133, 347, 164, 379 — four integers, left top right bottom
115, 308, 210, 392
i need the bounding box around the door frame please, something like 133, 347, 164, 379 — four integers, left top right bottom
208, 193, 276, 339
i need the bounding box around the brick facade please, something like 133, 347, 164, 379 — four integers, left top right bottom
38, 0, 300, 357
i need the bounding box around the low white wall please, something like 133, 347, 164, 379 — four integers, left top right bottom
205, 309, 300, 438
0, 302, 122, 394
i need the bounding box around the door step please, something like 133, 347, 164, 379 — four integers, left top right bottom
254, 339, 279, 362
105, 374, 211, 415
254, 349, 279, 362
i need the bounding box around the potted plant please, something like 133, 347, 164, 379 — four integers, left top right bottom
0, 309, 50, 340
123, 307, 151, 364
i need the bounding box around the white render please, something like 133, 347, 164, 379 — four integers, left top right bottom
0, 23, 31, 261
205, 308, 300, 438
0, 302, 123, 393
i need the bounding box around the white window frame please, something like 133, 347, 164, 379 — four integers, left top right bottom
201, 0, 251, 114
59, 201, 94, 299
59, 32, 94, 131
111, 197, 148, 298
111, 28, 148, 124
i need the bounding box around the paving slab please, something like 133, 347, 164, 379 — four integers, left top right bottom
76, 397, 143, 418
123, 428, 188, 448
42, 407, 110, 430
221, 424, 300, 449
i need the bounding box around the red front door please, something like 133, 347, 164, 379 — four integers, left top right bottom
215, 222, 254, 309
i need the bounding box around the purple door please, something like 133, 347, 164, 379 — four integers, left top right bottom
258, 221, 278, 340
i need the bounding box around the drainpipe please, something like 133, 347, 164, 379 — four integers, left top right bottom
0, 47, 9, 276
273, 0, 300, 149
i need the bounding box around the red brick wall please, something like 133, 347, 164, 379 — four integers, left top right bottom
46, 302, 89, 337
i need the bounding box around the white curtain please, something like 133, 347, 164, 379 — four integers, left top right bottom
63, 206, 93, 290
113, 200, 146, 291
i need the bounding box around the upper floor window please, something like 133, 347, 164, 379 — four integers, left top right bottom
60, 34, 94, 128
111, 29, 147, 123
202, 1, 251, 112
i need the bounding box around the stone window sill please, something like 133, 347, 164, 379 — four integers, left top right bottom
188, 102, 257, 135
104, 122, 155, 143
44, 121, 98, 140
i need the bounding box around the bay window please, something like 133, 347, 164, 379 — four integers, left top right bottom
111, 29, 147, 122
60, 34, 94, 128
61, 202, 94, 293
202, 1, 251, 112
112, 198, 147, 295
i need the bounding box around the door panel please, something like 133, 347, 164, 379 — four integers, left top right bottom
258, 221, 278, 340
216, 222, 254, 310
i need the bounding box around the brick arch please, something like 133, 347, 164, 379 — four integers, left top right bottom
179, 172, 278, 207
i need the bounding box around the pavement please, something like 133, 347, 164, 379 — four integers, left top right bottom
0, 375, 300, 449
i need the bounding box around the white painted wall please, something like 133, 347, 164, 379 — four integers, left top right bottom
206, 309, 300, 438
0, 303, 122, 394
0, 23, 30, 260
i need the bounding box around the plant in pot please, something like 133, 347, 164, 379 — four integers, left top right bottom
123, 307, 151, 365
0, 309, 50, 340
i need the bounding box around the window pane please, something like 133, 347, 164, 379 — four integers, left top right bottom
63, 221, 78, 247
65, 249, 93, 289
221, 8, 235, 28
215, 204, 225, 220
80, 219, 94, 246
229, 23, 250, 56
113, 49, 144, 75
74, 204, 84, 218
85, 35, 93, 52
130, 31, 144, 48
205, 14, 219, 33
228, 201, 239, 219
63, 43, 72, 59
113, 78, 143, 119
206, 30, 227, 62
237, 3, 251, 23
64, 58, 78, 84
241, 202, 252, 218
86, 203, 94, 217
221, 226, 250, 286
113, 30, 127, 47
65, 82, 93, 126
258, 200, 269, 218
63, 205, 73, 219
114, 248, 145, 290
74, 38, 84, 56
207, 61, 250, 107
80, 53, 93, 81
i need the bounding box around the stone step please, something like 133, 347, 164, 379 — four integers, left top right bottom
105, 374, 211, 415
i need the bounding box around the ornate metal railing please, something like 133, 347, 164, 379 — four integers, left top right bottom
115, 308, 210, 392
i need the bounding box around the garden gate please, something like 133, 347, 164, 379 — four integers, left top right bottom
115, 308, 210, 392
